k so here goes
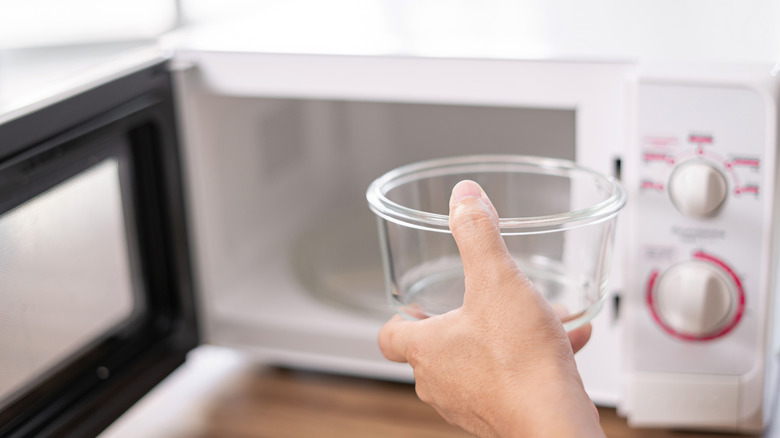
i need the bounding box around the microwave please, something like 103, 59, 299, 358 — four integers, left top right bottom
1, 36, 779, 435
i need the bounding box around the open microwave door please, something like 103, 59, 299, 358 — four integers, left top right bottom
0, 57, 199, 437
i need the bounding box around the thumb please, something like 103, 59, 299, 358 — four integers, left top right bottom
449, 181, 519, 294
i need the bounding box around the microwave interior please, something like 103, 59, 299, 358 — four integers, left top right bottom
0, 56, 578, 436
176, 64, 579, 366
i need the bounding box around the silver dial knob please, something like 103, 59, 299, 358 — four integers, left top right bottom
652, 260, 736, 338
668, 161, 728, 217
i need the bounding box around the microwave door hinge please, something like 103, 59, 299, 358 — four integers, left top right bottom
168, 60, 197, 73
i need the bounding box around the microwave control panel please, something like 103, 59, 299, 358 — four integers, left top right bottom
629, 82, 769, 377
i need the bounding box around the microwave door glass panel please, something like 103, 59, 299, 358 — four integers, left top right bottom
0, 159, 139, 406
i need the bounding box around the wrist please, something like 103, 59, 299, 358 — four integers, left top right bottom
491, 367, 604, 438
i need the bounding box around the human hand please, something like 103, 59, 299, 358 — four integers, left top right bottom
377, 180, 604, 438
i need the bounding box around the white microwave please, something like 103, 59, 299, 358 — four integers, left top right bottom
1, 36, 779, 436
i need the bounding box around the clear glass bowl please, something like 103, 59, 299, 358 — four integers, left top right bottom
366, 154, 626, 331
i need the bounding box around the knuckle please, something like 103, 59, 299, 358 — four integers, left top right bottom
406, 344, 424, 367
510, 269, 535, 290
450, 205, 497, 235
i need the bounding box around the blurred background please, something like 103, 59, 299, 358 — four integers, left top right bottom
3, 0, 778, 119
0, 0, 778, 62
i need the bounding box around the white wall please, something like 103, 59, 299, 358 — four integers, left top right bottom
0, 0, 176, 48
178, 0, 780, 63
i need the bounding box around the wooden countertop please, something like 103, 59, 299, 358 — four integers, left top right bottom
100, 346, 758, 438
184, 368, 754, 438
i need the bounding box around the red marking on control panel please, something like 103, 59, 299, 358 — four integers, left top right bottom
735, 185, 759, 195
643, 136, 678, 148
641, 180, 665, 191
642, 153, 677, 165
645, 269, 661, 321
643, 153, 666, 161
730, 158, 760, 168
646, 251, 746, 342
689, 134, 713, 144
692, 251, 744, 292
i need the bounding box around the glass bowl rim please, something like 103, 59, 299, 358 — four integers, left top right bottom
366, 154, 627, 234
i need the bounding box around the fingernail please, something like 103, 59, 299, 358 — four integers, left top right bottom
450, 180, 484, 205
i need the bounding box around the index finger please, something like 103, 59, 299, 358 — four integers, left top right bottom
377, 315, 418, 363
